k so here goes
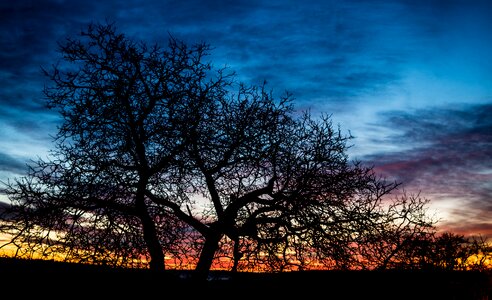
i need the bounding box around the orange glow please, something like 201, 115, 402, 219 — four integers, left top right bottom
2, 246, 491, 271
2, 229, 491, 272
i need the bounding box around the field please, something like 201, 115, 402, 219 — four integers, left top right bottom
0, 257, 490, 299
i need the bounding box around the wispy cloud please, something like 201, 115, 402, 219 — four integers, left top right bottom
0, 152, 28, 175
363, 103, 492, 236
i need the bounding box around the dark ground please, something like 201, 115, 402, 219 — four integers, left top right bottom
0, 257, 490, 299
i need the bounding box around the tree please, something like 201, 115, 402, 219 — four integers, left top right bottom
411, 232, 492, 271
1, 22, 438, 280
1, 22, 226, 270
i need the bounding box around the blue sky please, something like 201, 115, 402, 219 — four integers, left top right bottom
1, 0, 491, 238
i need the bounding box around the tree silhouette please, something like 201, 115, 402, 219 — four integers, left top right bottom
1, 22, 442, 280
1, 22, 219, 270
408, 232, 492, 271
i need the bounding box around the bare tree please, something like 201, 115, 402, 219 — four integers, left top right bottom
162, 107, 437, 278
0, 22, 229, 270
0, 22, 440, 280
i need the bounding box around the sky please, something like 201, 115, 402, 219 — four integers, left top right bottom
0, 0, 491, 240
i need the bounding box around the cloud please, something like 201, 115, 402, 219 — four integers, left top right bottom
0, 201, 15, 222
0, 0, 413, 131
0, 152, 28, 175
5, 0, 482, 117
362, 103, 492, 237
368, 103, 492, 180
0, 201, 10, 212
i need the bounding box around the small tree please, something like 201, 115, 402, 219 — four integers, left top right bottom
1, 22, 438, 280
415, 233, 492, 271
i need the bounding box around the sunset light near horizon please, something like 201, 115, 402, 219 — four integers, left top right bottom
0, 0, 491, 252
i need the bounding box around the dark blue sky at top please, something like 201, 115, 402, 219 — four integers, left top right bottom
0, 0, 491, 238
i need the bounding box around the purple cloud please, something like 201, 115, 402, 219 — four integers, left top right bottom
363, 103, 492, 238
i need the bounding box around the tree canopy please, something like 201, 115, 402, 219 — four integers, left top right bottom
2, 22, 487, 280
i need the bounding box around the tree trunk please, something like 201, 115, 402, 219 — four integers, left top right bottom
231, 238, 241, 273
136, 189, 165, 271
140, 209, 166, 271
193, 232, 222, 281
